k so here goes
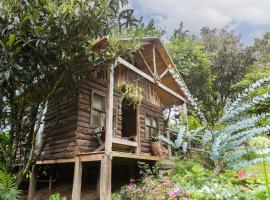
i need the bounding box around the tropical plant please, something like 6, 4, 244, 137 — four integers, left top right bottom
0, 163, 21, 200
173, 73, 270, 174
49, 193, 67, 200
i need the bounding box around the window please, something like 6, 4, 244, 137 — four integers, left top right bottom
145, 115, 158, 138
91, 93, 106, 127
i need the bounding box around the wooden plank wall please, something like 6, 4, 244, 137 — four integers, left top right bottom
41, 94, 78, 160
41, 65, 167, 159
116, 66, 166, 154
76, 77, 123, 153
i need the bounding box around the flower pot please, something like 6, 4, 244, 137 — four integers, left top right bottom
151, 141, 163, 157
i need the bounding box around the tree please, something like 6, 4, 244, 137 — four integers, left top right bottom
167, 24, 215, 124
199, 26, 255, 123
0, 0, 140, 185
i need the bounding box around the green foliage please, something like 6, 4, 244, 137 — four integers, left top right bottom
49, 193, 67, 200
0, 0, 141, 185
0, 163, 21, 200
116, 82, 143, 108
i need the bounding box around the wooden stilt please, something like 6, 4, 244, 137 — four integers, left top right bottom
128, 165, 135, 182
100, 155, 112, 200
166, 130, 172, 158
96, 168, 100, 195
49, 174, 52, 191
28, 164, 37, 200
71, 157, 82, 200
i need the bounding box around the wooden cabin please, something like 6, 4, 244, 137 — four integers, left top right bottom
28, 37, 189, 200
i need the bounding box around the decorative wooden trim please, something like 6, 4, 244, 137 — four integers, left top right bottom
159, 68, 170, 80
152, 43, 157, 74
138, 50, 154, 76
117, 57, 186, 102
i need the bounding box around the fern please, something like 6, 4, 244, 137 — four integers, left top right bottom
0, 163, 21, 200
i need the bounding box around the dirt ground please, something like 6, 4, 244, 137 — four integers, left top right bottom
20, 182, 99, 200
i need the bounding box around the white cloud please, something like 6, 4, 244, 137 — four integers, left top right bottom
130, 0, 270, 36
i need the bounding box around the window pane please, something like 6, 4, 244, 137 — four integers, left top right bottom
152, 118, 157, 128
100, 113, 106, 127
146, 115, 151, 126
93, 94, 105, 111
145, 127, 150, 138
92, 110, 98, 125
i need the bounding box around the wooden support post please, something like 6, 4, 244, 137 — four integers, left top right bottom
166, 130, 172, 158
99, 61, 115, 200
105, 63, 115, 154
49, 174, 52, 191
135, 104, 141, 154
96, 168, 100, 195
100, 155, 112, 200
182, 103, 190, 150
72, 157, 82, 200
128, 165, 135, 182
28, 164, 37, 200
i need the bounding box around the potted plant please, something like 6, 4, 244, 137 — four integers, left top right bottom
150, 131, 164, 157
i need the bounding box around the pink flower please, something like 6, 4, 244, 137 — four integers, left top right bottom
236, 170, 247, 179
127, 183, 137, 190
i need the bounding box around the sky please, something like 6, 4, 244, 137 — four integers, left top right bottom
129, 0, 270, 46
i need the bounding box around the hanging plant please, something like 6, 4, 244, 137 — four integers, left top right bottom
116, 82, 143, 108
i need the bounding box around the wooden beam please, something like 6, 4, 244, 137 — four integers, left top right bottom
152, 43, 157, 74
159, 68, 170, 80
112, 138, 138, 147
99, 61, 115, 200
111, 151, 161, 161
36, 158, 75, 165
72, 157, 82, 200
117, 57, 186, 102
100, 155, 112, 200
28, 164, 37, 200
138, 50, 154, 76
105, 63, 115, 154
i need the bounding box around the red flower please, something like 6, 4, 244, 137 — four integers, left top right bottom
236, 170, 247, 179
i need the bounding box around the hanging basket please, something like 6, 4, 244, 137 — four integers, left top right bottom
116, 82, 143, 108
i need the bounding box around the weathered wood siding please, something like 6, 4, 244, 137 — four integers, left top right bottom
41, 64, 167, 159
41, 94, 78, 160
115, 66, 166, 154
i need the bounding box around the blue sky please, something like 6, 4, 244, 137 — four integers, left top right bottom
129, 0, 270, 46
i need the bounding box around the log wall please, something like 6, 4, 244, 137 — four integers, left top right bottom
41, 94, 78, 160
41, 65, 167, 159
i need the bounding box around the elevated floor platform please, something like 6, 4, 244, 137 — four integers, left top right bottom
36, 151, 164, 165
